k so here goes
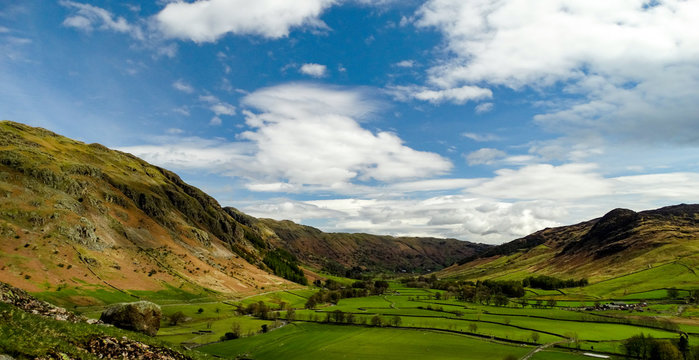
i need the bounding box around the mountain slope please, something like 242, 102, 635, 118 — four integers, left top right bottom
0, 121, 296, 299
439, 205, 699, 293
252, 217, 488, 275
0, 121, 486, 301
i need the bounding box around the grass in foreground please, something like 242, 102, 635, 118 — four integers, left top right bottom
0, 302, 210, 359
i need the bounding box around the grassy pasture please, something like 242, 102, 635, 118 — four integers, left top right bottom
198, 322, 532, 360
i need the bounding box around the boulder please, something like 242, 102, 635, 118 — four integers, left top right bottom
99, 301, 161, 336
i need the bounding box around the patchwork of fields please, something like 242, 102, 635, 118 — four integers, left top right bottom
84, 280, 696, 360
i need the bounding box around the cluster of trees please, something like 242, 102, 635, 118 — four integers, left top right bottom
235, 300, 285, 320
402, 277, 527, 306
522, 275, 588, 290
309, 309, 401, 327
623, 334, 698, 360
322, 260, 367, 280
305, 280, 390, 309
263, 249, 307, 285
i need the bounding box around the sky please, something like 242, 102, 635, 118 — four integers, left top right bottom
1, 0, 699, 244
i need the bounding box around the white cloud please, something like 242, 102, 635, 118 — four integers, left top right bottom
468, 163, 612, 200
415, 0, 699, 144
238, 167, 699, 243
462, 132, 499, 142
199, 95, 236, 116
613, 173, 699, 199
172, 79, 194, 93
395, 60, 415, 68
389, 85, 492, 105
240, 83, 452, 186
299, 63, 328, 78
121, 83, 452, 191
60, 1, 143, 40
243, 196, 564, 244
166, 128, 183, 134
155, 0, 335, 42
209, 116, 222, 126
465, 148, 506, 165
475, 102, 493, 113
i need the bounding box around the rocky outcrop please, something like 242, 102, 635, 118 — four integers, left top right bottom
0, 282, 85, 323
100, 301, 162, 336
84, 336, 192, 360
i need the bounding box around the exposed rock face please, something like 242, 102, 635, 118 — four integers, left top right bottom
100, 301, 162, 336
84, 336, 192, 360
0, 281, 85, 323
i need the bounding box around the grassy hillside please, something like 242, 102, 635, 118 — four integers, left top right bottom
0, 121, 486, 303
438, 205, 699, 296
254, 218, 489, 275
0, 121, 300, 300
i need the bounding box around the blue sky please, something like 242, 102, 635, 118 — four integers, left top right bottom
2, 0, 698, 244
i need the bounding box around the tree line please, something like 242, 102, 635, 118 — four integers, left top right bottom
305, 279, 390, 309
263, 248, 308, 285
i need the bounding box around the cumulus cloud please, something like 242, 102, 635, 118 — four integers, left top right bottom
242, 196, 565, 244
474, 102, 493, 113
395, 60, 415, 68
172, 79, 194, 93
199, 95, 236, 116
60, 1, 143, 40
389, 85, 492, 105
465, 148, 506, 165
468, 163, 612, 200
462, 132, 499, 142
299, 63, 328, 77
155, 0, 335, 42
121, 83, 452, 191
240, 83, 452, 186
415, 0, 699, 144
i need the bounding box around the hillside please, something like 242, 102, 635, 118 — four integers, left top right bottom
253, 217, 487, 275
0, 121, 298, 301
0, 121, 484, 303
439, 205, 699, 296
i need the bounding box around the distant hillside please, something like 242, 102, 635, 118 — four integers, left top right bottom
440, 205, 699, 295
0, 121, 485, 302
252, 217, 488, 275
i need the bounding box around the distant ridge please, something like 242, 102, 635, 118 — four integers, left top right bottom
441, 204, 699, 285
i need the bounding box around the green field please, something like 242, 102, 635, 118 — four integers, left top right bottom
19, 271, 698, 360
199, 322, 533, 360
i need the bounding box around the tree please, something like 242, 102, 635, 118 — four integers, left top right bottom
651, 340, 682, 360
390, 316, 402, 327
228, 322, 242, 339
305, 297, 317, 309
531, 332, 540, 343
493, 294, 509, 307
370, 315, 383, 327
624, 334, 653, 359
260, 324, 269, 333
546, 299, 557, 308
332, 309, 345, 323
373, 280, 389, 294
286, 308, 296, 322
468, 323, 478, 333
668, 288, 680, 299
197, 308, 204, 314
169, 311, 187, 326
678, 334, 689, 360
